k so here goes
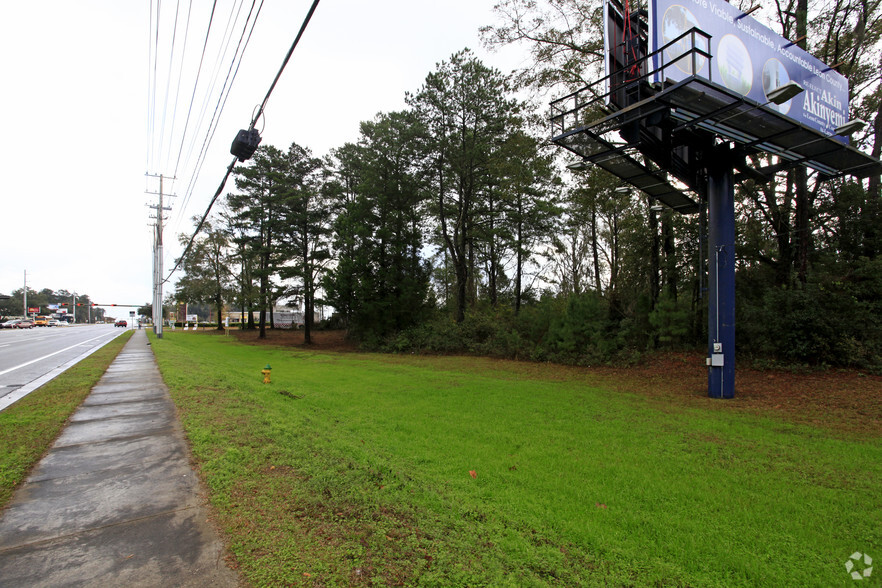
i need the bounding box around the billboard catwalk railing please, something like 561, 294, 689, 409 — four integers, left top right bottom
550, 0, 880, 399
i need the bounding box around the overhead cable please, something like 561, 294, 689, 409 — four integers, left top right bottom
172, 0, 219, 177
175, 0, 264, 230
157, 0, 182, 171
177, 0, 245, 181
163, 0, 194, 174
163, 0, 321, 284
250, 0, 321, 129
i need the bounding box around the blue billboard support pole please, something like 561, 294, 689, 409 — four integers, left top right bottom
706, 146, 736, 399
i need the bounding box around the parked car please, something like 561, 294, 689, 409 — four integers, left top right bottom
1, 319, 22, 329
115, 320, 127, 327
14, 319, 35, 329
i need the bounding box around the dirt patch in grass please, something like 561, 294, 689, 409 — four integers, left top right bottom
229, 328, 355, 352
588, 351, 882, 437
226, 329, 881, 437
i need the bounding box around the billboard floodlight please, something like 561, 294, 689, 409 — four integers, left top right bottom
615, 186, 631, 194
566, 160, 590, 171
766, 82, 804, 105
834, 119, 867, 136
650, 204, 664, 212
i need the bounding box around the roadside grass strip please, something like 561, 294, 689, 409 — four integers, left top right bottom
150, 331, 881, 587
0, 330, 134, 508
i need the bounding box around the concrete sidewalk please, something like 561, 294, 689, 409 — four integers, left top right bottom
0, 330, 241, 587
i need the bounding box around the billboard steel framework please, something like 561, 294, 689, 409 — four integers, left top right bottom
551, 0, 881, 398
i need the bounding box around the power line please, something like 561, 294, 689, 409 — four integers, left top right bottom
172, 0, 219, 177
146, 0, 157, 170
163, 0, 194, 174
163, 157, 237, 285
157, 0, 182, 173
174, 0, 252, 222
250, 0, 321, 129
174, 0, 265, 233
163, 0, 322, 285
176, 0, 244, 183
150, 0, 162, 169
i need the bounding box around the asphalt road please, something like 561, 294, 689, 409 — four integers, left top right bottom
0, 324, 129, 410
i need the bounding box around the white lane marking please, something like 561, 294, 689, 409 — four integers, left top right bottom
0, 333, 118, 376
0, 330, 126, 412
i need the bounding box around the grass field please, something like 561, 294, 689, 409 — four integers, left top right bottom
0, 330, 133, 507
149, 331, 881, 587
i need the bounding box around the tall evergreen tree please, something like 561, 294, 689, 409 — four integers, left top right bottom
275, 142, 329, 345
324, 111, 431, 341
323, 142, 365, 332
408, 49, 520, 322
228, 145, 288, 338
494, 130, 560, 312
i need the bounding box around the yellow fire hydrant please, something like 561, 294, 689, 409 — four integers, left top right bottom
261, 364, 272, 384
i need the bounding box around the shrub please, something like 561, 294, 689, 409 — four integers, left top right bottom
739, 262, 882, 370
648, 294, 691, 347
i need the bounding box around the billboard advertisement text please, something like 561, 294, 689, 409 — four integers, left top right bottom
650, 0, 849, 138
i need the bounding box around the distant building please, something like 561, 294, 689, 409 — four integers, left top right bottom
224, 307, 320, 329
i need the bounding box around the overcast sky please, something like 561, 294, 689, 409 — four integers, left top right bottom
0, 0, 526, 316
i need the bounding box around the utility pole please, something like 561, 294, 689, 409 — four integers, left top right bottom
146, 173, 174, 339
23, 270, 27, 316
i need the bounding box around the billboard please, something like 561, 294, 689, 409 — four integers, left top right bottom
649, 0, 849, 138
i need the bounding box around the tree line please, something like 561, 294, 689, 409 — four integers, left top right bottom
175, 0, 882, 370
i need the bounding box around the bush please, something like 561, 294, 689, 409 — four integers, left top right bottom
648, 294, 691, 347
387, 293, 632, 366
739, 262, 882, 370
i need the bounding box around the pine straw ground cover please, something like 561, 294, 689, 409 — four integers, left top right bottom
153, 329, 880, 586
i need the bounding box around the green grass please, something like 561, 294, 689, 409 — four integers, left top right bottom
0, 330, 134, 507
149, 331, 881, 587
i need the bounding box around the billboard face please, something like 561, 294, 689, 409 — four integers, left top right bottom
649, 0, 849, 138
